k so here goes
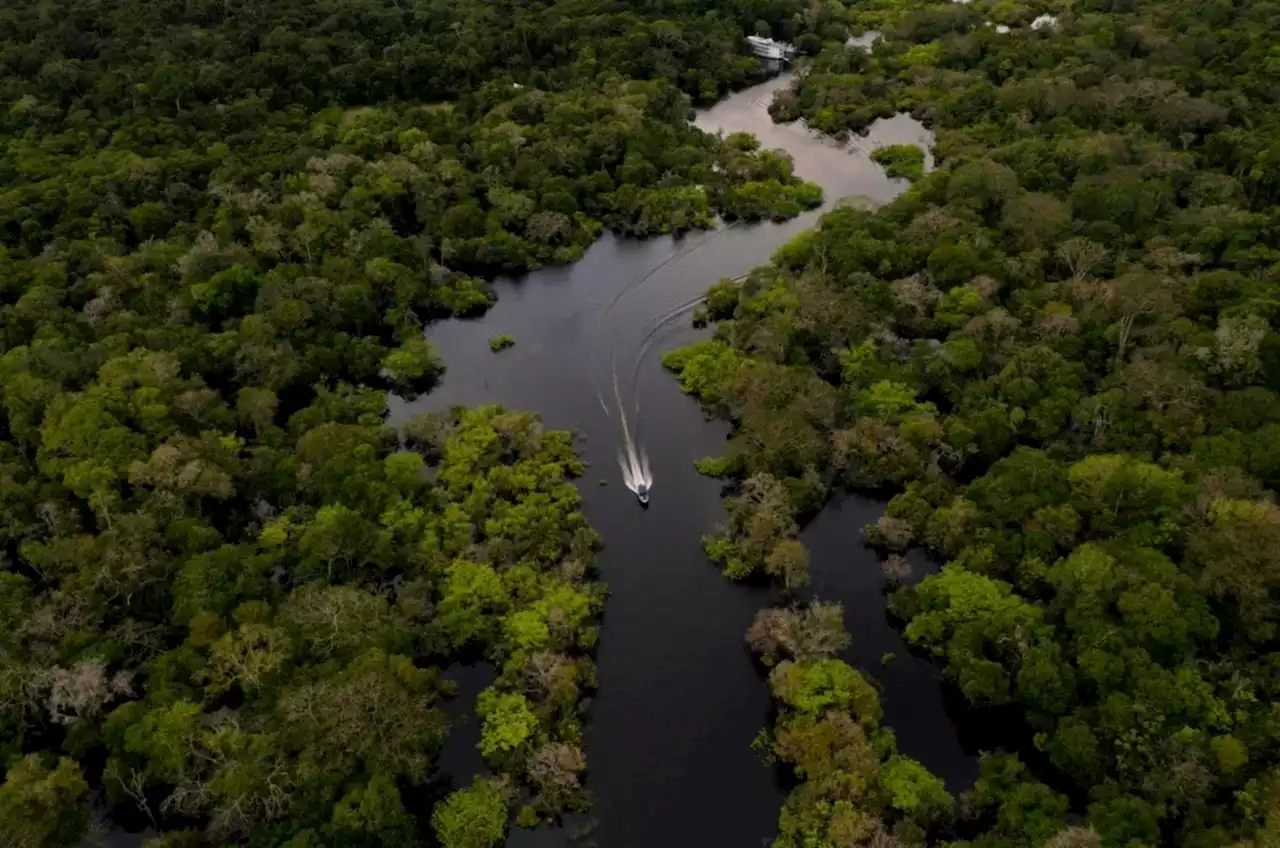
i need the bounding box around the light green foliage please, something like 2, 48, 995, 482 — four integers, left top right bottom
694, 455, 732, 477
751, 601, 949, 844
432, 779, 508, 848
438, 561, 509, 649
901, 42, 941, 66
502, 582, 597, 655
488, 334, 516, 352
769, 659, 882, 725
662, 340, 744, 404
381, 338, 445, 388
879, 755, 952, 818
839, 339, 885, 389
1212, 735, 1248, 773
935, 284, 987, 328
0, 756, 88, 848
904, 566, 1043, 705
1066, 455, 1185, 538
476, 689, 539, 761
853, 380, 930, 422
871, 144, 926, 182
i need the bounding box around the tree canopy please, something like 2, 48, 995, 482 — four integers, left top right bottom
0, 0, 845, 842
671, 0, 1280, 843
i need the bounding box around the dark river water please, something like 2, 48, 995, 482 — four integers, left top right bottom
387, 73, 970, 848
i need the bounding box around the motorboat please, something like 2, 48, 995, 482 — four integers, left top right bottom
636, 483, 650, 505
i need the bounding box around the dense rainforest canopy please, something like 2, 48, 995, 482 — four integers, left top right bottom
8, 0, 1280, 843
666, 0, 1280, 844
0, 0, 846, 845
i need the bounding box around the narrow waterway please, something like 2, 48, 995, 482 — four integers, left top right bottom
389, 73, 971, 848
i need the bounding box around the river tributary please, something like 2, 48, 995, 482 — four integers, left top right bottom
391, 72, 975, 848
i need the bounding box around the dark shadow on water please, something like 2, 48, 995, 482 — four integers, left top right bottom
799, 494, 979, 788
438, 662, 497, 787
799, 494, 1075, 801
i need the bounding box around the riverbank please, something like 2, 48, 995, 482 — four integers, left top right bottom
390, 72, 967, 847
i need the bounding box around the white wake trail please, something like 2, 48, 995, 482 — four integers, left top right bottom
602, 223, 746, 496
617, 444, 652, 495
613, 346, 652, 495
592, 223, 738, 425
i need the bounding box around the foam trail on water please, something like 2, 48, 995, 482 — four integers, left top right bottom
613, 346, 653, 496
630, 292, 705, 416
592, 223, 737, 429
617, 442, 653, 495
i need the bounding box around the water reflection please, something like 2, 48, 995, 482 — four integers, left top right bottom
800, 496, 978, 787
437, 663, 497, 787
388, 75, 953, 847
695, 74, 918, 205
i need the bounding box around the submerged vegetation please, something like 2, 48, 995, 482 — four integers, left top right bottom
747, 602, 954, 847
670, 0, 1280, 843
871, 145, 927, 183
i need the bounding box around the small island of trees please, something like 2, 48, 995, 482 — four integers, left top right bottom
871, 145, 927, 182
489, 334, 517, 353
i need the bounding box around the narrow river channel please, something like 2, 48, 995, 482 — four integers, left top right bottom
389, 73, 975, 848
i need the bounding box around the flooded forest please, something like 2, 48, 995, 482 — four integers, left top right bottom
1, 0, 1280, 847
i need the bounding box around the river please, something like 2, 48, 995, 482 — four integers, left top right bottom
389, 73, 975, 848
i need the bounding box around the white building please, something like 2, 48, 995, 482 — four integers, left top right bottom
746, 36, 795, 61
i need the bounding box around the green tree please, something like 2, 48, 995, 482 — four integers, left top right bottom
879, 755, 953, 820
432, 779, 507, 848
0, 756, 88, 848
331, 774, 418, 848
476, 689, 539, 762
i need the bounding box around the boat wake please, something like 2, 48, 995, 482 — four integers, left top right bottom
613, 347, 652, 500
594, 221, 744, 502
617, 440, 653, 499
593, 223, 739, 422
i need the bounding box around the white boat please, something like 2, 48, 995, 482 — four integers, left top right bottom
746, 36, 795, 61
